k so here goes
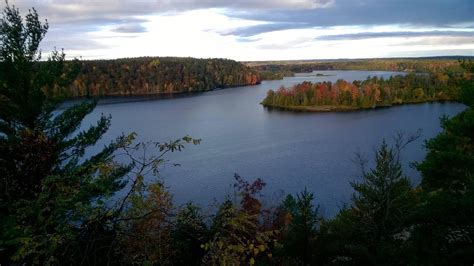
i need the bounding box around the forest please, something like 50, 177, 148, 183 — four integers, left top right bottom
63, 57, 260, 97
1, 3, 474, 265
247, 58, 470, 80
261, 70, 468, 111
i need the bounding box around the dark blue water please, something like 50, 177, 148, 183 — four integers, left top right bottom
80, 71, 466, 217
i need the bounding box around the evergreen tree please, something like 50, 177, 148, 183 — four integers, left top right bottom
0, 3, 129, 263
410, 60, 474, 265
0, 3, 200, 264
321, 140, 417, 265
172, 203, 208, 265
350, 141, 416, 264
279, 189, 319, 264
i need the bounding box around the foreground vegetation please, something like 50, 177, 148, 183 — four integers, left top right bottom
261, 70, 469, 111
1, 4, 473, 265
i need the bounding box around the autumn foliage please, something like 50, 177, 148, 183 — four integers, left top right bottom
262, 72, 466, 111
66, 57, 261, 97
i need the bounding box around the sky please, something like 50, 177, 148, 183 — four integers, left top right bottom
5, 0, 474, 61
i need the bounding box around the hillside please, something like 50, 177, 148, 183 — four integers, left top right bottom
245, 57, 471, 80
67, 57, 261, 97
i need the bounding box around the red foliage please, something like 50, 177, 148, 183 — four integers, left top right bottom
295, 81, 312, 94
351, 85, 359, 100
234, 174, 266, 215
363, 85, 372, 96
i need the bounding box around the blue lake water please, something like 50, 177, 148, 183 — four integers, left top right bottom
80, 71, 466, 217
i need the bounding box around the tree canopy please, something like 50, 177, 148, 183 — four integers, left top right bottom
262, 71, 466, 111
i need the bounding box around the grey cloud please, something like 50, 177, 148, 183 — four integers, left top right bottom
3, 1, 152, 54
9, 0, 474, 37
112, 24, 147, 33
225, 0, 474, 37
9, 0, 333, 24
41, 36, 108, 52
37, 25, 112, 54
8, 1, 156, 26
6, 0, 330, 51
220, 22, 311, 37
58, 18, 149, 29
315, 30, 474, 41
5, 0, 474, 57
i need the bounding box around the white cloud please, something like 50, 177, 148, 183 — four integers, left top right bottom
5, 0, 473, 60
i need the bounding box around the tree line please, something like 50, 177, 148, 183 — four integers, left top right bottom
1, 4, 473, 265
60, 57, 261, 97
248, 58, 469, 80
261, 71, 468, 111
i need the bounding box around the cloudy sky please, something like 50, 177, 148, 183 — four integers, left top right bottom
5, 0, 474, 60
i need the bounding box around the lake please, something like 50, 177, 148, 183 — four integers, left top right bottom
80, 71, 466, 217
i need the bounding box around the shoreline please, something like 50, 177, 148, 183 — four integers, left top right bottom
63, 82, 262, 101
261, 99, 458, 113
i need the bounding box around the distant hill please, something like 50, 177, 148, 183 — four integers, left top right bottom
66, 57, 260, 97
244, 57, 470, 80
243, 56, 474, 65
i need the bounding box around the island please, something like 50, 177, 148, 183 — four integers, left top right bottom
261, 72, 466, 112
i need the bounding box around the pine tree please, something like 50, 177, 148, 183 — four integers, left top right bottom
351, 141, 417, 264
172, 202, 208, 265
0, 3, 133, 263
279, 189, 319, 264
0, 3, 202, 264
411, 60, 474, 265
321, 139, 417, 265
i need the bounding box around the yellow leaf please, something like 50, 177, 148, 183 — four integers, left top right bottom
253, 248, 259, 255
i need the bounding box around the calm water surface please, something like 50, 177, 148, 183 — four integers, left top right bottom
81, 71, 466, 216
